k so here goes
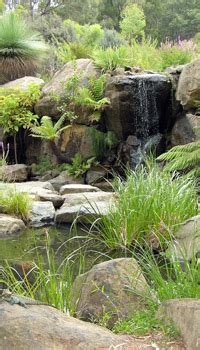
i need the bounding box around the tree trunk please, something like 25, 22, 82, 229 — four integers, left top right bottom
49, 140, 71, 164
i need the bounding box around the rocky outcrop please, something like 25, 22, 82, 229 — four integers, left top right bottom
30, 201, 55, 227
0, 214, 26, 238
0, 164, 28, 182
104, 74, 172, 140
158, 299, 200, 350
0, 76, 44, 91
176, 60, 200, 109
168, 215, 200, 261
72, 258, 150, 327
0, 302, 135, 350
35, 59, 98, 118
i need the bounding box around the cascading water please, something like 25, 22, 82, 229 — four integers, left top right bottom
105, 73, 173, 168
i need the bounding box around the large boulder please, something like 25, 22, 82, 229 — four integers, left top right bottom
104, 74, 172, 140
158, 299, 200, 350
0, 214, 26, 238
35, 59, 98, 118
72, 258, 150, 327
0, 76, 44, 91
176, 60, 200, 109
25, 137, 57, 165
168, 215, 200, 261
0, 302, 135, 350
170, 114, 195, 147
0, 164, 28, 182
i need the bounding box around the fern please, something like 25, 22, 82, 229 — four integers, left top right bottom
89, 75, 107, 101
158, 139, 200, 176
31, 115, 70, 141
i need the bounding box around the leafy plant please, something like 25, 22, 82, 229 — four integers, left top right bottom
89, 128, 118, 161
0, 84, 40, 163
120, 4, 146, 43
0, 12, 47, 83
89, 164, 197, 249
65, 153, 97, 178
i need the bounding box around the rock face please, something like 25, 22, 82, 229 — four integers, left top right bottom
60, 125, 105, 162
158, 299, 200, 350
0, 164, 28, 182
30, 201, 55, 227
168, 215, 200, 261
105, 74, 172, 140
0, 76, 44, 91
72, 258, 150, 327
170, 114, 195, 146
35, 59, 98, 118
0, 302, 135, 350
0, 214, 26, 238
176, 59, 200, 109
55, 191, 113, 224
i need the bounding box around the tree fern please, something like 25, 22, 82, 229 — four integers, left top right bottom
31, 116, 70, 141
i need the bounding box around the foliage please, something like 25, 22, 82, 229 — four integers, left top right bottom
113, 302, 179, 339
1, 233, 85, 314
89, 164, 197, 249
92, 46, 128, 72
0, 142, 9, 166
159, 38, 197, 70
120, 4, 146, 43
0, 12, 47, 83
89, 129, 118, 161
31, 115, 70, 141
127, 38, 162, 71
100, 29, 126, 49
157, 140, 200, 177
0, 84, 40, 163
64, 153, 97, 178
0, 189, 31, 221
31, 155, 59, 175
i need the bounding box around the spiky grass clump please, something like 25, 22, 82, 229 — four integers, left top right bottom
0, 190, 31, 221
89, 165, 198, 249
0, 13, 47, 83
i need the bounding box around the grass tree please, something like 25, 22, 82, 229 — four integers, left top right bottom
31, 115, 71, 163
0, 12, 47, 83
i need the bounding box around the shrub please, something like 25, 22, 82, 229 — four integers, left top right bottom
64, 153, 97, 178
100, 29, 126, 49
89, 165, 197, 249
0, 12, 47, 83
159, 38, 197, 70
92, 46, 128, 72
120, 4, 146, 43
127, 38, 162, 71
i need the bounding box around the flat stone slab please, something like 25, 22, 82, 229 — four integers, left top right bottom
0, 302, 134, 350
30, 201, 55, 227
60, 184, 101, 195
0, 214, 26, 238
0, 181, 54, 193
28, 188, 64, 209
62, 191, 114, 204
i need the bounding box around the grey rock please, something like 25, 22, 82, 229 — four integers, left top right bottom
0, 214, 26, 238
0, 164, 28, 182
0, 76, 44, 91
28, 188, 64, 209
60, 184, 100, 195
50, 171, 84, 192
29, 201, 55, 227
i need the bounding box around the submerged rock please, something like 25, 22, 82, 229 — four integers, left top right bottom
0, 302, 134, 350
72, 258, 150, 327
0, 214, 26, 238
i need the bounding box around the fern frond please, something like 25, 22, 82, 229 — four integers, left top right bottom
54, 114, 66, 132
